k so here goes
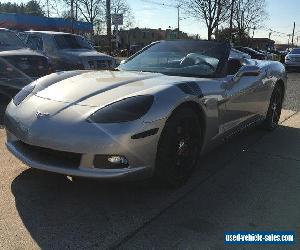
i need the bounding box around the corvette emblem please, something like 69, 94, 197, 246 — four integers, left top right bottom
36, 111, 50, 119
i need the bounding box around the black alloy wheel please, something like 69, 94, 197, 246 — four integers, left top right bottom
263, 85, 283, 130
155, 107, 202, 187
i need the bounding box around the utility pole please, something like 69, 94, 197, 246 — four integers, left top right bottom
106, 0, 112, 55
46, 0, 50, 17
251, 26, 256, 46
269, 32, 272, 40
75, 0, 78, 21
70, 0, 74, 33
229, 0, 235, 43
115, 8, 119, 49
291, 21, 296, 46
177, 5, 180, 39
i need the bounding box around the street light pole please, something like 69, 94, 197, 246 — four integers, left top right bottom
252, 26, 256, 44
177, 5, 180, 39
46, 0, 50, 17
106, 0, 112, 55
229, 0, 235, 43
70, 0, 74, 33
291, 21, 296, 46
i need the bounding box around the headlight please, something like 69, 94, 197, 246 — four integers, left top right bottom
87, 95, 154, 123
13, 82, 36, 106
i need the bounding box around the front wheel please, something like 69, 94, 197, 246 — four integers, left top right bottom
155, 107, 202, 187
262, 85, 284, 130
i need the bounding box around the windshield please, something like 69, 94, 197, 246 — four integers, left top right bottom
118, 40, 230, 77
54, 34, 94, 50
0, 30, 25, 49
290, 48, 300, 54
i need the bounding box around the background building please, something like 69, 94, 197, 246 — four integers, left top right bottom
250, 38, 275, 50
118, 27, 189, 49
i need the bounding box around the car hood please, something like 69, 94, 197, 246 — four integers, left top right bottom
0, 48, 46, 57
34, 70, 174, 108
288, 54, 300, 58
60, 49, 112, 59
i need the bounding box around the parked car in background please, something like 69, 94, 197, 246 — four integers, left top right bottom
129, 44, 142, 56
230, 48, 251, 59
285, 48, 300, 71
22, 31, 116, 71
0, 28, 50, 107
268, 50, 287, 64
234, 46, 266, 60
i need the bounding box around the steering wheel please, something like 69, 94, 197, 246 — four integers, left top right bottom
180, 54, 215, 71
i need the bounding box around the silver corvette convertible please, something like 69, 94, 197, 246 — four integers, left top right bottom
4, 40, 287, 187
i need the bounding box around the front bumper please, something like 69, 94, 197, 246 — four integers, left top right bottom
4, 98, 164, 180
285, 61, 300, 68
6, 137, 151, 180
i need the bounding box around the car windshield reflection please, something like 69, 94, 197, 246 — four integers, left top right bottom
118, 40, 229, 77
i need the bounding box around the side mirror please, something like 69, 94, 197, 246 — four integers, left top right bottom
233, 65, 261, 82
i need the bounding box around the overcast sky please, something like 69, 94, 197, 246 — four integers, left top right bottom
4, 0, 300, 44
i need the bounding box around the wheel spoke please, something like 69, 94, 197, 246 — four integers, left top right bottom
173, 118, 201, 172
274, 109, 280, 121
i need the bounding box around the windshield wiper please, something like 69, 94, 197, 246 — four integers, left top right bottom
160, 72, 213, 78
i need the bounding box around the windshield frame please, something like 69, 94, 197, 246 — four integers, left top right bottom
53, 34, 94, 50
0, 30, 27, 50
118, 40, 231, 78
290, 48, 300, 55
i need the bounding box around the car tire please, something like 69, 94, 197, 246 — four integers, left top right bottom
154, 107, 202, 188
262, 84, 284, 131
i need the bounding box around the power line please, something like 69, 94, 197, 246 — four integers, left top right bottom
139, 0, 178, 8
139, 0, 182, 38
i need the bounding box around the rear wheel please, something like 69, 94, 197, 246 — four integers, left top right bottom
263, 85, 283, 130
155, 107, 202, 187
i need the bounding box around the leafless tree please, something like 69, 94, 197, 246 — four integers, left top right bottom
77, 0, 105, 26
183, 0, 230, 40
39, 0, 62, 17
111, 0, 135, 28
60, 0, 81, 21
60, 0, 133, 34
233, 0, 267, 41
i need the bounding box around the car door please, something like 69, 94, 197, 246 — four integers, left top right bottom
220, 57, 265, 133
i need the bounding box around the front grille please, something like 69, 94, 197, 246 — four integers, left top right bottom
1, 56, 49, 78
88, 60, 111, 69
14, 141, 82, 169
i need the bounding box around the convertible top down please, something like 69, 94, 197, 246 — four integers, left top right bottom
4, 40, 287, 187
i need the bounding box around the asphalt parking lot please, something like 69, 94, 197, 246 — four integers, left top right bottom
0, 74, 300, 250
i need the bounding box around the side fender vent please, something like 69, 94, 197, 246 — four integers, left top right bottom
176, 82, 203, 98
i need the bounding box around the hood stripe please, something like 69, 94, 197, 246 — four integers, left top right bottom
51, 73, 160, 116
